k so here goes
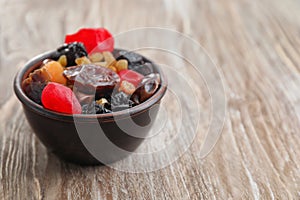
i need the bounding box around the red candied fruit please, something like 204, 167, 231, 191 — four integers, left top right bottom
41, 82, 82, 114
65, 28, 114, 53
118, 69, 144, 87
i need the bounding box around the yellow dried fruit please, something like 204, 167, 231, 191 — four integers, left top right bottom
115, 59, 128, 72
108, 65, 117, 72
103, 51, 116, 66
119, 80, 136, 95
93, 62, 107, 67
89, 52, 104, 63
75, 56, 91, 65
44, 61, 67, 85
96, 98, 108, 106
57, 55, 67, 67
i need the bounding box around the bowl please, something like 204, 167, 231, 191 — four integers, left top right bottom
14, 49, 167, 165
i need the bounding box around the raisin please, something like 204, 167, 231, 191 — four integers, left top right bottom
56, 42, 88, 67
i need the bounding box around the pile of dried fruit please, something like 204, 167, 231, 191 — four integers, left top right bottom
22, 28, 161, 114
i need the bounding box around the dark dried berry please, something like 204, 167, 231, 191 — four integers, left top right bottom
129, 62, 154, 76
56, 42, 88, 67
110, 92, 135, 111
115, 50, 143, 64
22, 67, 51, 104
23, 81, 47, 104
82, 101, 111, 114
81, 103, 94, 114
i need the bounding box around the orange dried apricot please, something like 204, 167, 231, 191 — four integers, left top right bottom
43, 61, 67, 85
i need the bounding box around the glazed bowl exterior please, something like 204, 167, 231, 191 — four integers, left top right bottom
14, 50, 167, 165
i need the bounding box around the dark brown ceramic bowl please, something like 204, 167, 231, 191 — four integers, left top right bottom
14, 49, 167, 165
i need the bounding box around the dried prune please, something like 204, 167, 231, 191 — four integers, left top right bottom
129, 62, 154, 76
56, 42, 88, 67
110, 92, 135, 111
73, 89, 95, 105
22, 67, 51, 104
82, 101, 111, 114
63, 64, 120, 96
115, 50, 143, 64
131, 73, 160, 104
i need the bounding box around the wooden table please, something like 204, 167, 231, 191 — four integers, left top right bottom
1, 0, 300, 199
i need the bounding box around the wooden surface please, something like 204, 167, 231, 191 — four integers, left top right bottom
1, 0, 300, 199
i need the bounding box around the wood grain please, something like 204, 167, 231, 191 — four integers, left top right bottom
1, 0, 300, 199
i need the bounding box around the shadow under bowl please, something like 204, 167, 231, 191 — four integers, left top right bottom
13, 49, 167, 165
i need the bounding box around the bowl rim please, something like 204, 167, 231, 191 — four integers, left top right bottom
14, 49, 168, 122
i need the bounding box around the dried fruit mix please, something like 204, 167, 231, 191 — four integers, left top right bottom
22, 28, 161, 114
